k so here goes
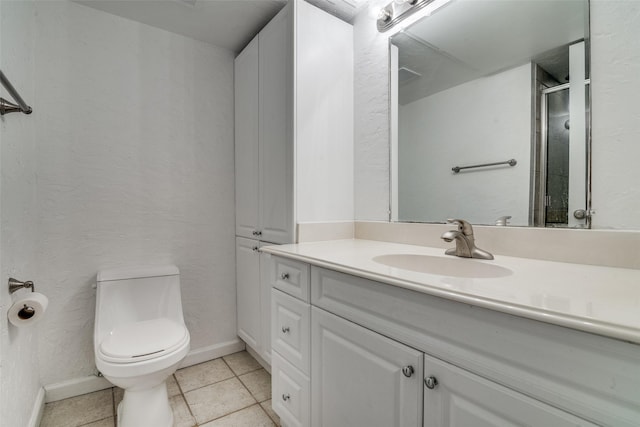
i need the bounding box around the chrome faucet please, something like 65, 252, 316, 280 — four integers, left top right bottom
441, 219, 494, 260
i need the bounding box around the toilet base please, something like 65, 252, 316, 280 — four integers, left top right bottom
117, 381, 174, 427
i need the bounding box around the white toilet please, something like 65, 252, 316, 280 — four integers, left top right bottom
94, 265, 190, 427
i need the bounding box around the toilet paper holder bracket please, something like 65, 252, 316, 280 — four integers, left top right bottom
8, 277, 35, 294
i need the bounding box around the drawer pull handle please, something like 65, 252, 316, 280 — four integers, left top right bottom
252, 246, 259, 252
402, 366, 414, 378
424, 376, 438, 390
282, 326, 290, 333
282, 393, 290, 402
280, 273, 290, 280
252, 230, 262, 236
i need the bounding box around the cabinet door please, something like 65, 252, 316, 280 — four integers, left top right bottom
258, 3, 294, 244
259, 246, 272, 365
235, 37, 260, 240
311, 307, 423, 427
423, 353, 599, 427
236, 237, 261, 352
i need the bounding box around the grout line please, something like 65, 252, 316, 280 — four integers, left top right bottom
197, 402, 262, 426
111, 387, 117, 426
236, 369, 271, 404
189, 354, 265, 426
258, 401, 279, 427
77, 414, 115, 427
173, 374, 198, 422
221, 355, 264, 377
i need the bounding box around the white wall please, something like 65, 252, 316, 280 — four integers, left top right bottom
353, 0, 390, 221
27, 1, 236, 387
0, 2, 43, 425
295, 0, 354, 223
590, 0, 640, 229
398, 64, 532, 225
354, 0, 640, 229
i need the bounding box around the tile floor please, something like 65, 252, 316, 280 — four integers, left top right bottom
40, 351, 280, 427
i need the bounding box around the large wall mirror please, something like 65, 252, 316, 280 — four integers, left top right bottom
389, 0, 590, 228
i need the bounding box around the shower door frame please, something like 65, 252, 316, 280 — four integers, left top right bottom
538, 80, 592, 228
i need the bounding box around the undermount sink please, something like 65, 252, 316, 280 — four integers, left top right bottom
373, 254, 513, 278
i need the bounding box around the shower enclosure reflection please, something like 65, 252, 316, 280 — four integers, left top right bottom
389, 0, 590, 227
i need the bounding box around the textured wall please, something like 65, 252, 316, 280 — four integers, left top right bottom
398, 64, 532, 225
353, 0, 391, 221
590, 0, 640, 229
30, 1, 236, 386
354, 0, 640, 229
0, 1, 42, 425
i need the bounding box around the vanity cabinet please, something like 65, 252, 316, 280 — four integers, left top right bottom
311, 306, 423, 427
270, 256, 312, 427
422, 354, 598, 427
267, 255, 639, 427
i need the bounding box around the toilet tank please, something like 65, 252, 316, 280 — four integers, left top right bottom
95, 265, 185, 345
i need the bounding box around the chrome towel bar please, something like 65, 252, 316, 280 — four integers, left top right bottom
452, 159, 517, 174
0, 70, 32, 115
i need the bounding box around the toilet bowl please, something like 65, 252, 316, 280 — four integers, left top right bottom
94, 265, 190, 427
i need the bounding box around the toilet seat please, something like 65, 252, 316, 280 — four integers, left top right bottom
98, 318, 189, 363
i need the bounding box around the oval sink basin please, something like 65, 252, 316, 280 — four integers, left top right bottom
373, 254, 513, 278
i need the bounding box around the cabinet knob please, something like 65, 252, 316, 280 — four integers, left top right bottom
282, 393, 290, 402
280, 273, 290, 280
402, 366, 414, 378
282, 326, 290, 334
424, 376, 438, 390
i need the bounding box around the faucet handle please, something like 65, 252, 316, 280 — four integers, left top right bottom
495, 215, 512, 226
446, 218, 474, 235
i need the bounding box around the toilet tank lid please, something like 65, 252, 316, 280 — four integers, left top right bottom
97, 265, 179, 282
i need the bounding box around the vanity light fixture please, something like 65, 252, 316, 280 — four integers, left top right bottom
377, 0, 450, 32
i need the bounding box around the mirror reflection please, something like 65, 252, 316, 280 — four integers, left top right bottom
390, 0, 590, 227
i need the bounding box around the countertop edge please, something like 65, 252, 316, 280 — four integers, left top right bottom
261, 244, 640, 345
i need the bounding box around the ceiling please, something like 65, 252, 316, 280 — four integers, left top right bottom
392, 0, 588, 105
74, 0, 288, 53
304, 0, 369, 23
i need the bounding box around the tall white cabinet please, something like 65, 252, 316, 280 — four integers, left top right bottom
234, 0, 353, 367
235, 6, 293, 245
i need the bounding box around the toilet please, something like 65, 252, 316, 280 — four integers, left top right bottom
94, 265, 190, 427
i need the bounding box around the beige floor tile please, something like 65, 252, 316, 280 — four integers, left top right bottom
167, 374, 182, 397
239, 369, 271, 402
113, 388, 124, 408
175, 358, 235, 392
260, 400, 280, 426
82, 417, 115, 427
223, 351, 262, 376
170, 395, 197, 427
40, 389, 113, 427
200, 404, 276, 427
184, 377, 256, 424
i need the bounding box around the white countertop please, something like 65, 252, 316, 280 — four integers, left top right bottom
262, 239, 640, 345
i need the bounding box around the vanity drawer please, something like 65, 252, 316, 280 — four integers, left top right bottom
272, 256, 310, 302
272, 289, 310, 375
271, 351, 310, 427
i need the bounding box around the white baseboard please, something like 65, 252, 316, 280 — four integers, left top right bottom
245, 345, 271, 374
44, 339, 245, 403
27, 387, 45, 427
179, 338, 245, 368
44, 375, 113, 403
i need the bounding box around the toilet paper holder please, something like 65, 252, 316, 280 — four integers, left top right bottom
8, 277, 35, 294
